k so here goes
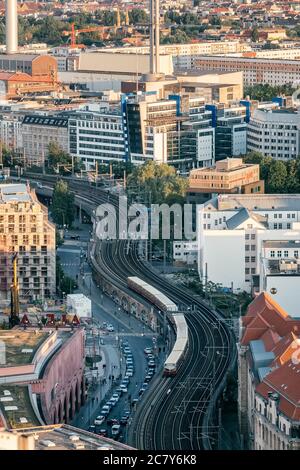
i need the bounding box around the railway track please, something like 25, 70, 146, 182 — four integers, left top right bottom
24, 174, 237, 450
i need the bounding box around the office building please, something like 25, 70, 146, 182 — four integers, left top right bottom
238, 292, 300, 450
0, 183, 55, 302
65, 104, 127, 170
247, 108, 300, 161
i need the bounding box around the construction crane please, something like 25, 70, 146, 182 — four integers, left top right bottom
9, 253, 20, 328
63, 23, 118, 48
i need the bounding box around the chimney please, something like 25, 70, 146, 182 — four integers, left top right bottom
6, 0, 18, 55
149, 0, 155, 74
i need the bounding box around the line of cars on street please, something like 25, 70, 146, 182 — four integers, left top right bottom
89, 341, 158, 441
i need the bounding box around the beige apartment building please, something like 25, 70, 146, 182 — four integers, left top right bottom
188, 158, 264, 202
22, 114, 69, 166
0, 183, 55, 302
195, 56, 300, 87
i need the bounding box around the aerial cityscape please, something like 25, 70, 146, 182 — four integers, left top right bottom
0, 0, 300, 458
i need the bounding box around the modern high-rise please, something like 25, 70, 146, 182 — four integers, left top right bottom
0, 183, 55, 302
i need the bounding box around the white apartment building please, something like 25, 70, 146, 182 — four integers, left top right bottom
0, 183, 56, 302
197, 194, 300, 293
247, 109, 300, 161
260, 240, 300, 317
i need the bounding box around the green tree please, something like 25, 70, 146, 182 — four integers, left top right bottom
127, 161, 188, 204
56, 256, 76, 296
267, 161, 288, 193
47, 142, 83, 174
128, 9, 148, 25
51, 180, 75, 227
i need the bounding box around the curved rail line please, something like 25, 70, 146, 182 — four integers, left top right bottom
25, 174, 237, 450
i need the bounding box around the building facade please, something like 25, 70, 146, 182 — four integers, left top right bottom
188, 158, 263, 203
195, 55, 300, 86
247, 108, 300, 161
197, 194, 300, 294
0, 183, 55, 302
238, 292, 300, 450
22, 115, 69, 166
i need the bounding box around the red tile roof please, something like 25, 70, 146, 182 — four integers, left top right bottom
256, 359, 300, 421
241, 292, 300, 346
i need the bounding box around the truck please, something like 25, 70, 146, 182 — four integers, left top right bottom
66, 293, 92, 319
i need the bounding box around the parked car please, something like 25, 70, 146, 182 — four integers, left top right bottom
126, 369, 133, 377
111, 424, 121, 437
88, 425, 96, 433
94, 416, 105, 426
98, 429, 107, 437
144, 347, 153, 355
107, 418, 119, 426
144, 374, 152, 383
102, 404, 111, 413
120, 416, 129, 425
120, 384, 128, 393
107, 324, 114, 332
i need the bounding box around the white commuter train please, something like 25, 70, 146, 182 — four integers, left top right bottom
127, 276, 188, 376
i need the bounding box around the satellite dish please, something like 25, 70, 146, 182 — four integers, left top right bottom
270, 287, 277, 295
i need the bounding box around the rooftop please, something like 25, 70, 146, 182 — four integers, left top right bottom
0, 184, 31, 204
206, 194, 300, 211
0, 330, 48, 367
10, 424, 134, 450
0, 384, 40, 429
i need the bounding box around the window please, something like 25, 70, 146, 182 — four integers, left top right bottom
251, 234, 255, 240
284, 250, 289, 257
274, 214, 277, 219
251, 268, 256, 274
251, 256, 256, 262
287, 223, 291, 229
277, 251, 282, 257
245, 268, 250, 274
294, 251, 299, 258
274, 223, 278, 229
245, 245, 250, 251
251, 245, 256, 251
30, 246, 36, 254
270, 251, 275, 258
245, 256, 250, 263
245, 234, 250, 240
278, 223, 282, 229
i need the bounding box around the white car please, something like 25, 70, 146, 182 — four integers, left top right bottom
107, 324, 114, 332
126, 370, 133, 377
119, 384, 128, 393
94, 416, 105, 426
111, 424, 121, 437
